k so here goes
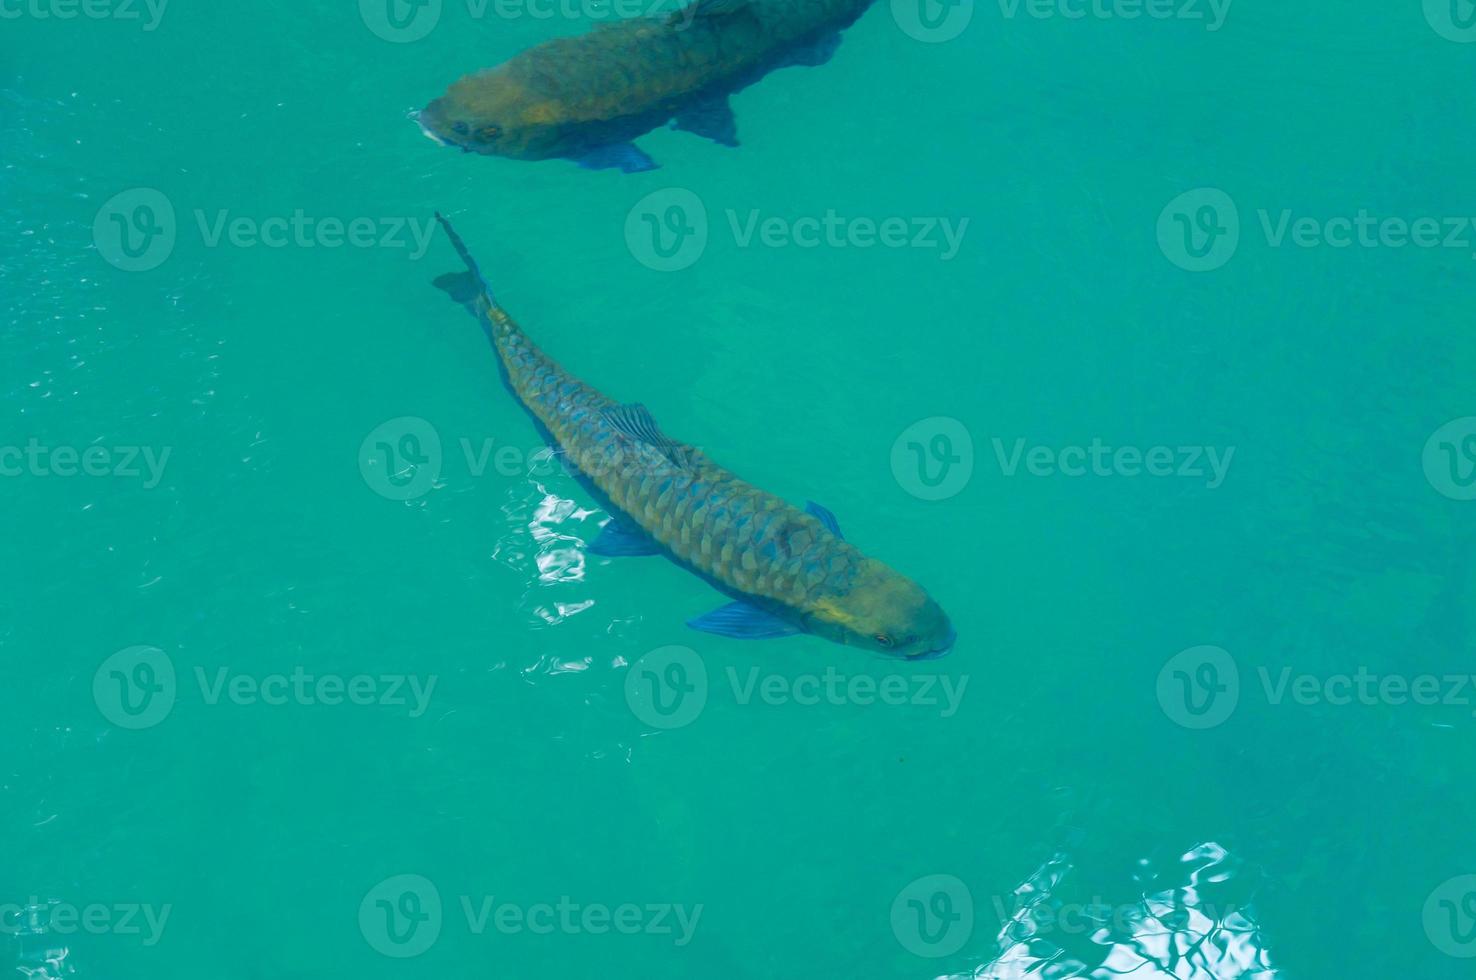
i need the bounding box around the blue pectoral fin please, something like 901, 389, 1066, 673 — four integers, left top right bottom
589, 518, 662, 557
805, 501, 844, 539
688, 601, 801, 639
573, 143, 660, 173
672, 96, 739, 147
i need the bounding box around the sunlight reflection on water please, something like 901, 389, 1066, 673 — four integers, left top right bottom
969, 843, 1279, 980
489, 484, 601, 629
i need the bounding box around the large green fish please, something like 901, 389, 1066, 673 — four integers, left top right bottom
417, 0, 875, 172
434, 215, 955, 659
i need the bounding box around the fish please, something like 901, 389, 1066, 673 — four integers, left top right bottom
432, 214, 956, 659
416, 0, 872, 172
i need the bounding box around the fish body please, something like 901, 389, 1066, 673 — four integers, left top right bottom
434, 215, 955, 659
418, 0, 872, 171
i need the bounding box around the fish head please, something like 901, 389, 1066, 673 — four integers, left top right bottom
805, 559, 956, 660
417, 68, 566, 160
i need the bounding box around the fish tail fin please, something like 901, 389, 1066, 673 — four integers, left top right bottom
433, 212, 506, 320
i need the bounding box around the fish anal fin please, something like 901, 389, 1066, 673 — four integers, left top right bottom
786, 30, 842, 68
572, 142, 659, 173
671, 95, 739, 147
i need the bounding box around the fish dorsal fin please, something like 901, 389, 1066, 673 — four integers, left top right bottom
602, 403, 691, 468
666, 0, 749, 26
805, 501, 844, 539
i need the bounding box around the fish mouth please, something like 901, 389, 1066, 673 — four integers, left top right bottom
413, 110, 452, 147
413, 107, 471, 151
907, 626, 957, 662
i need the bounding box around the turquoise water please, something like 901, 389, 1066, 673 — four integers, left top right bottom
5, 1, 1476, 977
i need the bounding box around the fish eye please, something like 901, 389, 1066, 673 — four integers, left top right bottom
452, 122, 470, 136
874, 634, 893, 647
478, 125, 502, 141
